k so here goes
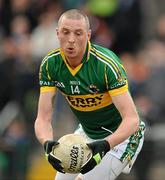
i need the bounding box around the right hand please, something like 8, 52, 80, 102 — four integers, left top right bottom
44, 140, 65, 173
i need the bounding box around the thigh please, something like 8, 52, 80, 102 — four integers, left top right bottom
78, 154, 128, 180
122, 130, 145, 174
55, 172, 78, 180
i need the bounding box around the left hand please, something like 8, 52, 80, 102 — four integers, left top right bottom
80, 140, 110, 174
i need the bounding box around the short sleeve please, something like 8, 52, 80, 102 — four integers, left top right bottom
104, 52, 128, 96
39, 57, 57, 93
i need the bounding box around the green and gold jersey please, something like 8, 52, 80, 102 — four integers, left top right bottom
39, 42, 129, 139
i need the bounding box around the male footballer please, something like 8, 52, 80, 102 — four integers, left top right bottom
34, 9, 145, 180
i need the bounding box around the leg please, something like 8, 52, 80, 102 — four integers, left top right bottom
55, 172, 79, 180
77, 154, 128, 180
75, 177, 82, 180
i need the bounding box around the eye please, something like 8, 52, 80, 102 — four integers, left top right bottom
75, 31, 82, 36
61, 29, 69, 35
63, 30, 69, 35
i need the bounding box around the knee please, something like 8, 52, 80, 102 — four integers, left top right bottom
75, 176, 82, 180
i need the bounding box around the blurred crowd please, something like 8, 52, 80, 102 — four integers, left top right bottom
0, 0, 165, 179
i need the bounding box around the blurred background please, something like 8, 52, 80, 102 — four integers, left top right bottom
0, 0, 165, 179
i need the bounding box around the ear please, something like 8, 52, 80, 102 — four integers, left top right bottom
56, 28, 59, 36
88, 29, 91, 40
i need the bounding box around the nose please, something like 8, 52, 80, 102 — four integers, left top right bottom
68, 33, 75, 43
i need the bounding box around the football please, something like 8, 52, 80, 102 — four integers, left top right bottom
51, 134, 92, 174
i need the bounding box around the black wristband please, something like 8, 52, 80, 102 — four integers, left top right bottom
103, 140, 111, 153
44, 140, 57, 154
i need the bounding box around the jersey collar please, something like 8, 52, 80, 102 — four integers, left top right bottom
82, 40, 91, 63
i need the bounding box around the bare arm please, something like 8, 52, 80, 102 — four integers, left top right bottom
106, 91, 139, 148
34, 91, 56, 145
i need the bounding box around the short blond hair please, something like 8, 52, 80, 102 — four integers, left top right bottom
58, 9, 90, 30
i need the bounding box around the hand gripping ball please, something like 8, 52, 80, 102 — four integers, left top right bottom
51, 134, 92, 173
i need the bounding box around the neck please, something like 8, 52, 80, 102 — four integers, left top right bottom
66, 57, 82, 69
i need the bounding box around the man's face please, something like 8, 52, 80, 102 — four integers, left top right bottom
56, 17, 91, 60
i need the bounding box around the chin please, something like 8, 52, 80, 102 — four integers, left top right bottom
66, 52, 77, 58
66, 55, 77, 59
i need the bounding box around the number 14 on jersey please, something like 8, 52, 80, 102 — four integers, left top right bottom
71, 85, 80, 94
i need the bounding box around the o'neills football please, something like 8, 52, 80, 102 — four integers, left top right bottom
51, 134, 92, 173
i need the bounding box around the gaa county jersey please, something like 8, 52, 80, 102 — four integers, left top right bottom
39, 42, 133, 139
